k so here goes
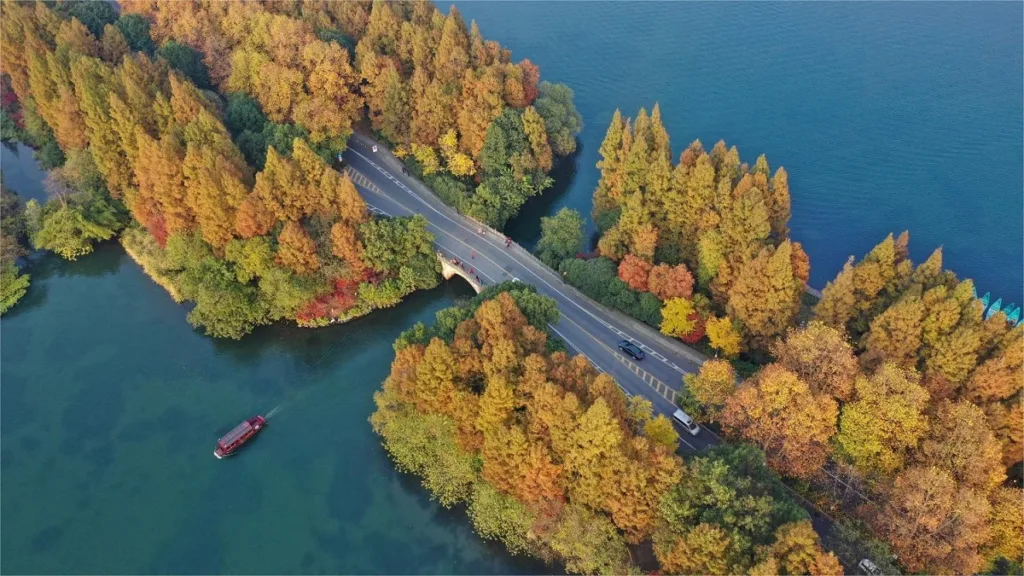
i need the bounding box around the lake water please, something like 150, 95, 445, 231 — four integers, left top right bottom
2, 2, 1021, 573
0, 240, 547, 573
488, 1, 1023, 304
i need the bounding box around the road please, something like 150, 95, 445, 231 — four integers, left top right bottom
341, 134, 713, 448
339, 133, 846, 561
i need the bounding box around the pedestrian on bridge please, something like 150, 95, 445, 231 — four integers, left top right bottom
471, 250, 476, 259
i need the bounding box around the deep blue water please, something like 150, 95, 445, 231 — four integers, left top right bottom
477, 1, 1023, 303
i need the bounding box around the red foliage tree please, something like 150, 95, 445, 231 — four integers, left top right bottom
296, 277, 361, 322
679, 312, 705, 344
648, 263, 695, 301
519, 59, 540, 105
618, 253, 653, 292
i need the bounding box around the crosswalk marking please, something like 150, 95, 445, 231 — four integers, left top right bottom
612, 350, 679, 404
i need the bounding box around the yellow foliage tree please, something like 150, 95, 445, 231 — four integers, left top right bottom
438, 129, 476, 176
411, 142, 440, 175
660, 297, 698, 339
705, 315, 743, 358
835, 364, 930, 480
683, 358, 736, 420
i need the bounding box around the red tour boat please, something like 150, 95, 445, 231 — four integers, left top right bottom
214, 415, 266, 459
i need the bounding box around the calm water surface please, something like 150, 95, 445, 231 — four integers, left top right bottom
0, 237, 539, 573
2, 2, 1022, 573
482, 1, 1023, 303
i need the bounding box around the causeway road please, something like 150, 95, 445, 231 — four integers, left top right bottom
340, 133, 845, 560
341, 133, 716, 451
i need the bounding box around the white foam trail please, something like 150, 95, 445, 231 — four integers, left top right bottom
266, 405, 283, 419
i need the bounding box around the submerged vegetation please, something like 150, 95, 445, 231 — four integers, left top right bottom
0, 0, 577, 336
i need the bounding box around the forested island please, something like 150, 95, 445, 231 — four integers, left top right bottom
0, 0, 580, 335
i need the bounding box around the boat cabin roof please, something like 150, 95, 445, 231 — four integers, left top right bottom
218, 421, 253, 447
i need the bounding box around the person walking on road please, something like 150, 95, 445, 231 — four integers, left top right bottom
471, 250, 476, 259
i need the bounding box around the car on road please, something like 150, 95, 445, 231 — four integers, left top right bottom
371, 145, 378, 153
617, 340, 645, 361
672, 408, 701, 436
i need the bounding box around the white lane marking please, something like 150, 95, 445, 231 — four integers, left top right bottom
348, 148, 690, 376
359, 161, 699, 432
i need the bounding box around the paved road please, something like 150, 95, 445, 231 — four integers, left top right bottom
339, 133, 847, 563
340, 134, 716, 449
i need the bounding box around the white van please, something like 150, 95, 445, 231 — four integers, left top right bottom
672, 409, 700, 436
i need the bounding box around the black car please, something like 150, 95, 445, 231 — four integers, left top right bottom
618, 340, 645, 361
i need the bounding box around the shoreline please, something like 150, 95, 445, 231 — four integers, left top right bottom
119, 238, 183, 303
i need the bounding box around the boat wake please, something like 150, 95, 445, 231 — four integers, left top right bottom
266, 405, 284, 419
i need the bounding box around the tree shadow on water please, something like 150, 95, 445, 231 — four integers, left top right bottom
504, 142, 583, 249
3, 243, 127, 318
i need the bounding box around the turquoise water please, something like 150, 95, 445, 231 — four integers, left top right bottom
485, 1, 1023, 303
1, 142, 49, 202
0, 236, 545, 573
2, 3, 1022, 572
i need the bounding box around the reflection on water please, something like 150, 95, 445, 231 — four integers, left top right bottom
1, 141, 48, 203
504, 144, 582, 250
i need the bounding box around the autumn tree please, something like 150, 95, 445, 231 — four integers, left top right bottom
522, 105, 553, 172
963, 334, 1023, 404
772, 321, 859, 401
457, 66, 504, 159
656, 523, 734, 576
432, 6, 470, 86
564, 398, 625, 510
919, 400, 1006, 492
276, 221, 319, 275
705, 315, 743, 358
660, 297, 701, 341
330, 221, 365, 273
647, 262, 694, 301
727, 241, 802, 349
721, 364, 838, 479
834, 364, 930, 480
617, 253, 652, 292
870, 466, 990, 575
756, 520, 842, 576
813, 257, 857, 330
984, 487, 1024, 569
682, 358, 736, 420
